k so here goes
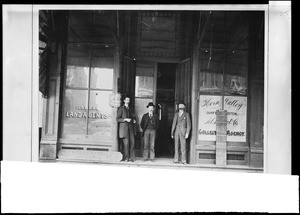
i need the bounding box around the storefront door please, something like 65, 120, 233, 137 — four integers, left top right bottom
134, 61, 156, 156
134, 61, 178, 159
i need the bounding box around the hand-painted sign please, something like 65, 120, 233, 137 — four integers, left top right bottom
224, 96, 247, 142
198, 95, 247, 142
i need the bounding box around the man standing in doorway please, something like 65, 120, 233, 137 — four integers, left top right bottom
117, 94, 136, 162
141, 102, 159, 162
171, 101, 191, 164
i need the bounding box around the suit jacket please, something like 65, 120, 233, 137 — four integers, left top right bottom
116, 105, 136, 138
171, 111, 191, 137
140, 113, 159, 135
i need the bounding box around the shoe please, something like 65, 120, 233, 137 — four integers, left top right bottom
143, 159, 148, 162
130, 159, 135, 162
150, 159, 155, 162
124, 159, 129, 162
182, 162, 187, 164
173, 161, 179, 164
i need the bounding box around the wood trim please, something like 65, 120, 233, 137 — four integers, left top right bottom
250, 147, 263, 153
43, 76, 60, 137
134, 57, 181, 63
196, 144, 216, 150
180, 57, 190, 63
153, 62, 158, 104
59, 138, 113, 146
227, 146, 249, 152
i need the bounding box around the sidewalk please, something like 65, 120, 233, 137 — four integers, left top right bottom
56, 157, 263, 173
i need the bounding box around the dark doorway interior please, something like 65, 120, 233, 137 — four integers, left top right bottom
156, 63, 176, 158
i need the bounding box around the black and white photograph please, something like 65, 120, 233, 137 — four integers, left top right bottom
2, 3, 297, 213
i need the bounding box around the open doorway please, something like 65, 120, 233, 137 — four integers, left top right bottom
155, 63, 176, 158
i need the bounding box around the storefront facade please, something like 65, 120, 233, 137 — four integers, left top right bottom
39, 9, 265, 170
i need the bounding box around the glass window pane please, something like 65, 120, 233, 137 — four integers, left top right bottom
90, 68, 114, 89
90, 45, 114, 89
92, 11, 116, 44
135, 76, 154, 97
224, 50, 248, 96
88, 90, 113, 136
199, 50, 223, 94
66, 43, 90, 88
68, 11, 92, 43
135, 62, 155, 97
136, 62, 154, 76
201, 11, 225, 51
62, 89, 88, 135
224, 12, 249, 95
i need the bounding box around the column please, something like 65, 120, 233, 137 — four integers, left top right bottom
215, 110, 227, 166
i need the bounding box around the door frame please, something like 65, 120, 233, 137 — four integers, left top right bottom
133, 58, 181, 158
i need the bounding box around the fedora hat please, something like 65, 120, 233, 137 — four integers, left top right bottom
146, 102, 155, 108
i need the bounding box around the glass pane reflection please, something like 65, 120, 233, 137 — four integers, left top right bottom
66, 43, 90, 88
135, 76, 154, 97
224, 50, 248, 95
90, 68, 113, 89
63, 89, 88, 135
88, 90, 112, 136
66, 66, 89, 88
91, 45, 114, 89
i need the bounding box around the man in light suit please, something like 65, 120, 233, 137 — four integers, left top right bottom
140, 102, 159, 162
171, 101, 191, 164
116, 94, 136, 162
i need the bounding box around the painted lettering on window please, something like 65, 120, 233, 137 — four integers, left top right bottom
65, 111, 108, 119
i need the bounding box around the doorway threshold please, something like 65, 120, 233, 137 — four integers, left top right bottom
56, 157, 263, 173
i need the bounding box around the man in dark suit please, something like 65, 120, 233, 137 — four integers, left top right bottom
116, 95, 136, 162
140, 102, 159, 162
171, 101, 191, 164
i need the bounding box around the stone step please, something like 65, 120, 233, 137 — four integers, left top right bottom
57, 149, 123, 163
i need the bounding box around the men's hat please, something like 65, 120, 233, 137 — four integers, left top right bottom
123, 93, 130, 100
146, 102, 155, 108
178, 101, 186, 106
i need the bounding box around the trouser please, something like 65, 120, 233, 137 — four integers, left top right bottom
143, 129, 156, 160
122, 129, 135, 161
174, 129, 186, 163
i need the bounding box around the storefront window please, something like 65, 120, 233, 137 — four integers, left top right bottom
62, 42, 114, 139
199, 11, 248, 97
197, 11, 250, 143
61, 9, 117, 140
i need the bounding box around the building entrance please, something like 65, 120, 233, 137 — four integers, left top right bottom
155, 63, 176, 158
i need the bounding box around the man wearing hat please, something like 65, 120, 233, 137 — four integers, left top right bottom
171, 101, 191, 164
116, 94, 136, 162
140, 102, 159, 162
